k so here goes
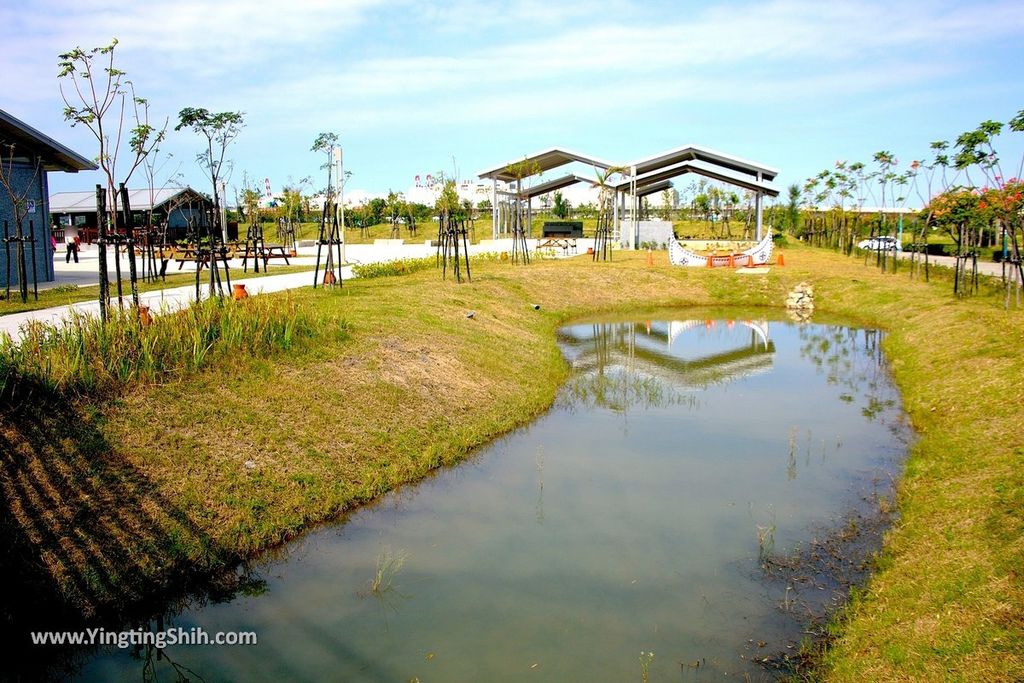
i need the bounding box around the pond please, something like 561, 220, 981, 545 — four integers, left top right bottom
69, 314, 910, 682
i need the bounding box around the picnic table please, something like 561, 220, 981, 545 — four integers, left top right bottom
537, 237, 578, 256
242, 244, 292, 271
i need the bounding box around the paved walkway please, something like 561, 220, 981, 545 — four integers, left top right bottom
893, 251, 1008, 278
2, 238, 588, 339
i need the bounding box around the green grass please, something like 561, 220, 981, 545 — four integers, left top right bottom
0, 295, 345, 395
0, 245, 1021, 681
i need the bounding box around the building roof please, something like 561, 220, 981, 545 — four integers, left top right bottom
479, 143, 779, 196
0, 109, 96, 173
609, 159, 780, 197
50, 186, 210, 213
625, 144, 778, 182
477, 147, 617, 182
634, 179, 674, 198
515, 173, 596, 199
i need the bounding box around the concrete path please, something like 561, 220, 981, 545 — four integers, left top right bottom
2, 238, 588, 339
893, 251, 1008, 278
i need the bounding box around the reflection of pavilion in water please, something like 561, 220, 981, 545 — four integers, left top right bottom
559, 319, 775, 390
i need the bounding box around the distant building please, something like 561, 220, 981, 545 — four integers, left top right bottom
0, 109, 95, 288
50, 186, 213, 242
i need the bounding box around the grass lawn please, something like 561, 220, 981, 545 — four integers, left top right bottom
0, 244, 1021, 680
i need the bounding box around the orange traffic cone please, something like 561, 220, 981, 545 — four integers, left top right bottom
706, 255, 713, 268
646, 248, 654, 266
777, 252, 785, 267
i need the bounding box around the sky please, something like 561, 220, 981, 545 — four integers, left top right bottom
3, 0, 1023, 207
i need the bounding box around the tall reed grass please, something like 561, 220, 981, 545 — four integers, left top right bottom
0, 295, 347, 396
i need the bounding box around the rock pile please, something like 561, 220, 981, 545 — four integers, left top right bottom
786, 282, 814, 320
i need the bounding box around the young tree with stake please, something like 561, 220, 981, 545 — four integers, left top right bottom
59, 38, 166, 316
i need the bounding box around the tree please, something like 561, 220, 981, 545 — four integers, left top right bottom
175, 107, 244, 241
658, 189, 674, 221
59, 38, 166, 313
435, 179, 460, 218
385, 190, 404, 237
280, 177, 311, 233
552, 191, 571, 219
693, 193, 711, 224
0, 140, 43, 302
785, 184, 801, 234
367, 197, 386, 225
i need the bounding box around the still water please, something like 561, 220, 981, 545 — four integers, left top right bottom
75, 316, 909, 682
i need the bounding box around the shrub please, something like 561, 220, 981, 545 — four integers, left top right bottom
352, 257, 435, 279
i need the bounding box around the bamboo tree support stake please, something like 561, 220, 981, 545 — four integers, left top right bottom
28, 220, 38, 301
119, 184, 141, 308
13, 210, 27, 304
95, 184, 109, 322
2, 219, 10, 300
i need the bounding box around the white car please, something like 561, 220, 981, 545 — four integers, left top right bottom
857, 236, 902, 251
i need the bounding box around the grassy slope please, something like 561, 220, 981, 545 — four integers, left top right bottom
1, 246, 1021, 680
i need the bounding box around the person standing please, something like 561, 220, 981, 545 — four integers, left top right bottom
65, 232, 78, 263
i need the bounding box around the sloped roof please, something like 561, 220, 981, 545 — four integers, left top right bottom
634, 179, 674, 198
609, 159, 780, 197
50, 186, 210, 213
516, 173, 596, 199
626, 144, 778, 182
477, 147, 617, 182
0, 109, 96, 172
479, 143, 778, 195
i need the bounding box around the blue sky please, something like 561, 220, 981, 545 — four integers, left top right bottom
3, 0, 1023, 204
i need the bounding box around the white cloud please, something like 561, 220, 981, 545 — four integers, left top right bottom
6, 0, 1023, 194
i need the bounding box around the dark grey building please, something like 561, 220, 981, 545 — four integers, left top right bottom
50, 186, 214, 243
0, 109, 96, 289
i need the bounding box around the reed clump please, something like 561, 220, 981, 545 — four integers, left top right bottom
0, 295, 347, 396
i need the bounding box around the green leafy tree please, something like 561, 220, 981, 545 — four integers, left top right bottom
435, 179, 461, 218
552, 191, 571, 218
366, 197, 386, 225
785, 184, 801, 233
175, 107, 245, 238
658, 189, 674, 220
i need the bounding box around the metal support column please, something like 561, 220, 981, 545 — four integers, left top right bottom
755, 191, 763, 241
755, 171, 764, 241
492, 178, 498, 239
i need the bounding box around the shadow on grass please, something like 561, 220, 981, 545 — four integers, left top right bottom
0, 377, 245, 679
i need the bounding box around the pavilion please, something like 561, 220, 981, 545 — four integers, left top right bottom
477, 144, 780, 247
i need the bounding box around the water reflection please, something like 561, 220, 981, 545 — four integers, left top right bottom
796, 325, 897, 423
558, 319, 775, 412
60, 317, 909, 683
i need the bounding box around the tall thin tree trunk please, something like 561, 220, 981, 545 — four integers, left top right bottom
96, 184, 109, 322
